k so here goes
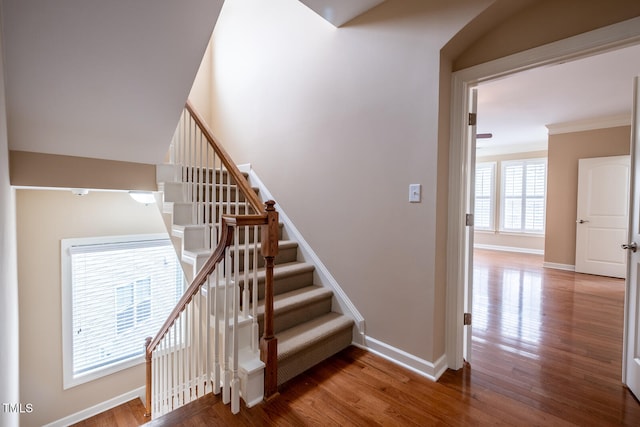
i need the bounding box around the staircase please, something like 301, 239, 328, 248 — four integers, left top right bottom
147, 101, 354, 418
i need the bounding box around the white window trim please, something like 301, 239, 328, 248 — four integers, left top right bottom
61, 233, 177, 389
499, 158, 547, 235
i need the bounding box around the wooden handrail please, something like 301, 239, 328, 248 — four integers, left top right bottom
146, 214, 267, 356
145, 102, 280, 417
185, 100, 264, 214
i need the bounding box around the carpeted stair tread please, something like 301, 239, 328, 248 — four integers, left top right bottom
277, 312, 354, 361
182, 240, 298, 259
256, 285, 333, 317
259, 261, 315, 281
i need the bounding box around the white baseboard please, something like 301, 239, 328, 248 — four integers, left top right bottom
355, 337, 447, 381
240, 164, 366, 345
543, 262, 575, 272
42, 386, 145, 427
474, 244, 544, 255
240, 164, 450, 380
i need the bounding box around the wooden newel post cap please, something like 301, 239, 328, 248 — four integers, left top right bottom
265, 200, 276, 211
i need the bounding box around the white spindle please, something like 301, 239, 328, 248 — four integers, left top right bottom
213, 266, 221, 394
187, 303, 193, 403
222, 248, 231, 404
176, 320, 181, 408
232, 226, 241, 413
243, 225, 250, 318
252, 224, 259, 352
149, 105, 270, 419
205, 275, 211, 394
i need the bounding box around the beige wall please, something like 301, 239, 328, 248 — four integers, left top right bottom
202, 0, 492, 363
189, 41, 214, 125
475, 150, 547, 253
0, 23, 20, 427
10, 151, 158, 191
545, 126, 631, 266
453, 0, 640, 71
17, 190, 167, 427
194, 0, 640, 366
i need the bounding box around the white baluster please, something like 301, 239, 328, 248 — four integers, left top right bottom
213, 266, 221, 395
231, 226, 240, 414
242, 225, 249, 318
187, 303, 193, 403
252, 224, 259, 352
176, 311, 185, 407
222, 248, 231, 404
205, 275, 211, 395
167, 328, 178, 412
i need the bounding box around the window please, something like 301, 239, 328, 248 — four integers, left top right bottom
474, 162, 496, 230
61, 234, 184, 388
501, 159, 547, 233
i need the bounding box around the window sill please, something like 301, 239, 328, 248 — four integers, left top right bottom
474, 229, 544, 238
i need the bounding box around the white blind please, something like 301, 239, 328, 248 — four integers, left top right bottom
475, 163, 496, 230
501, 159, 546, 233
65, 235, 183, 382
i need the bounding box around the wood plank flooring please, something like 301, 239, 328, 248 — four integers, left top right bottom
74, 249, 640, 426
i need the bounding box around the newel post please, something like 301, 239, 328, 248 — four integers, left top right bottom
144, 337, 152, 418
260, 200, 279, 400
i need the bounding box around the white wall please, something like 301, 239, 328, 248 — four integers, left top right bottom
0, 19, 20, 427
202, 0, 492, 363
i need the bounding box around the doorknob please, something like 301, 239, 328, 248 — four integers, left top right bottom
622, 242, 638, 252
577, 219, 590, 224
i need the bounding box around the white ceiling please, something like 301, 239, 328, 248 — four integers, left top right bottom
1, 0, 385, 166
476, 42, 640, 156
298, 0, 386, 27
2, 0, 223, 165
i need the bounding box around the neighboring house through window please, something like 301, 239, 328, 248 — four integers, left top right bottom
61, 234, 184, 389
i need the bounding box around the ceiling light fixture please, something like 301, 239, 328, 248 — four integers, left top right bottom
129, 191, 156, 205
71, 189, 89, 196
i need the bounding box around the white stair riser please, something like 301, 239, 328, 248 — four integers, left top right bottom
162, 182, 187, 203
156, 164, 177, 183
173, 203, 195, 225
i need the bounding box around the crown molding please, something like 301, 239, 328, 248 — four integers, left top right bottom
546, 114, 631, 135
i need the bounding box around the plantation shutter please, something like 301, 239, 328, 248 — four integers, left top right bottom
475, 163, 495, 230
501, 159, 546, 233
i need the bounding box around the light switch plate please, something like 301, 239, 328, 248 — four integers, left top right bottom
409, 184, 421, 203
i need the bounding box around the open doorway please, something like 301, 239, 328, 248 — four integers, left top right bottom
470, 49, 636, 386
446, 16, 640, 372
465, 41, 640, 372
446, 30, 640, 413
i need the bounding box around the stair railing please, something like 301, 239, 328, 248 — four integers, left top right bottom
144, 101, 278, 418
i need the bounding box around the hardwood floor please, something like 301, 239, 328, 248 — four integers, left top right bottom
75, 249, 640, 426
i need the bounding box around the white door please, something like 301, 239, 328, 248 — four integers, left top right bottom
464, 89, 478, 363
624, 76, 640, 400
575, 155, 630, 278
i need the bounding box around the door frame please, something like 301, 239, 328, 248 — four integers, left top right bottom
446, 16, 640, 371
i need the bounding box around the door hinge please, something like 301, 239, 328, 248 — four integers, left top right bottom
465, 213, 474, 227
468, 113, 477, 126
464, 312, 472, 326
